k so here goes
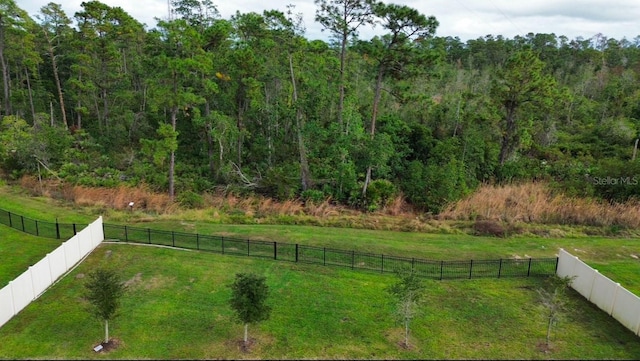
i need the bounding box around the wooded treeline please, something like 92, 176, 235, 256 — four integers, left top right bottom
1, 0, 639, 212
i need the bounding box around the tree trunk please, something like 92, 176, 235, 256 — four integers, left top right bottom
404, 319, 410, 348
362, 67, 385, 197
205, 101, 216, 176
338, 32, 347, 133
43, 29, 68, 128
169, 106, 177, 200
289, 54, 311, 191
0, 18, 11, 116
499, 104, 517, 165
105, 319, 109, 344
25, 68, 36, 122
546, 317, 552, 346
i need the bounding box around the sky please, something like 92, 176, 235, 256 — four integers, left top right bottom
19, 0, 640, 42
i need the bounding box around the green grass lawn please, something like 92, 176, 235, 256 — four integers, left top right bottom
1, 243, 639, 360
0, 226, 62, 287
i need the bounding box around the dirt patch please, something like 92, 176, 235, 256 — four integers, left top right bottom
94, 337, 123, 353
124, 272, 142, 288
383, 328, 419, 352
536, 341, 553, 354
144, 275, 176, 290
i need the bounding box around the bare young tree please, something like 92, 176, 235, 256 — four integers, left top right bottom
387, 270, 425, 348
537, 275, 575, 348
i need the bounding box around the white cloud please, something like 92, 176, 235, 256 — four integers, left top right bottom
17, 0, 640, 41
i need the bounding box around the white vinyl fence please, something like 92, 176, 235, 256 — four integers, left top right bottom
0, 217, 104, 328
557, 248, 640, 336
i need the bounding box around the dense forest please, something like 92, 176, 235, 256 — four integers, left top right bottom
1, 0, 639, 214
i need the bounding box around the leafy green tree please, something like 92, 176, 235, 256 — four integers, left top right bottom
360, 1, 438, 196
315, 0, 373, 132
387, 270, 425, 348
229, 273, 271, 346
37, 3, 73, 128
491, 50, 556, 165
84, 268, 127, 344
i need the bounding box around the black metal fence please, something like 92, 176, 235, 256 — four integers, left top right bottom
0, 208, 558, 280
102, 223, 558, 280
0, 209, 86, 240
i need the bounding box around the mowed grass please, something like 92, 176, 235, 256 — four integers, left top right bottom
0, 226, 62, 287
1, 243, 640, 360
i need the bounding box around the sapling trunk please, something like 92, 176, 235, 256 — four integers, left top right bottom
244, 323, 248, 345
404, 319, 410, 348
105, 319, 109, 344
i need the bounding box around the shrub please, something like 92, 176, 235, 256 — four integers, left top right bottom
473, 220, 506, 237
365, 179, 396, 212
177, 190, 204, 209
301, 189, 325, 204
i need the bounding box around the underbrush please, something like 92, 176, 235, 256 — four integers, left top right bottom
14, 177, 640, 235
440, 182, 640, 229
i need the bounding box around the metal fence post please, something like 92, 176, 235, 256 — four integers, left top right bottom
498, 258, 503, 278
323, 247, 326, 266
469, 260, 473, 279
148, 228, 151, 244
55, 218, 60, 239
555, 257, 559, 274
527, 258, 532, 277
196, 233, 200, 250
8, 212, 12, 227
440, 260, 443, 280
124, 226, 128, 241
172, 231, 175, 247
381, 254, 384, 273
247, 239, 250, 256
273, 241, 277, 260
21, 216, 24, 232
73, 223, 77, 236
35, 220, 39, 236
295, 244, 298, 262
221, 236, 225, 254
351, 250, 355, 270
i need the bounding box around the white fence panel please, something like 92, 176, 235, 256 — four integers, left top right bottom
63, 235, 81, 268
556, 249, 576, 278
572, 259, 596, 299
90, 218, 104, 248
10, 271, 35, 316
0, 286, 14, 326
590, 272, 617, 315
611, 287, 640, 335
48, 248, 67, 281
78, 227, 93, 257
29, 258, 52, 298
0, 217, 103, 329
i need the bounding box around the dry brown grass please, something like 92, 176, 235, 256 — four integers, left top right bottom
20, 176, 175, 213
440, 182, 640, 228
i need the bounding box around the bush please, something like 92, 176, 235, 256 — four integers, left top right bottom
364, 179, 396, 212
301, 189, 325, 204
177, 190, 204, 209
473, 220, 506, 237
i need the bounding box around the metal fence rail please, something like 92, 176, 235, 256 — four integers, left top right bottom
101, 223, 558, 280
0, 209, 86, 240
1, 208, 558, 280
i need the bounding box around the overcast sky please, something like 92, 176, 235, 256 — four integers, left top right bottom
19, 0, 640, 42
